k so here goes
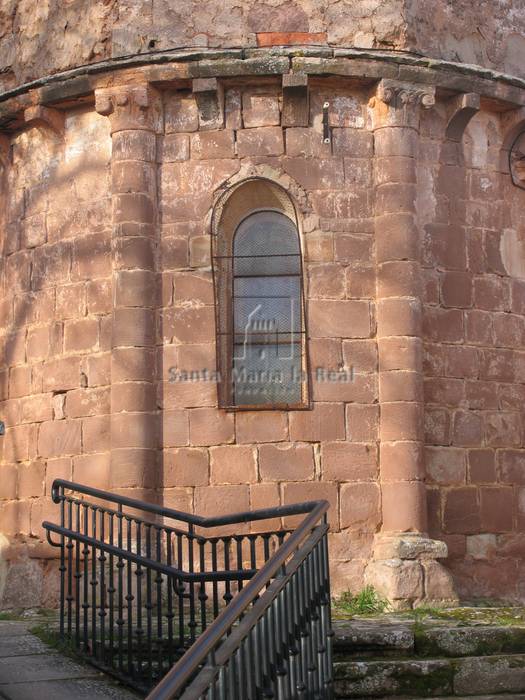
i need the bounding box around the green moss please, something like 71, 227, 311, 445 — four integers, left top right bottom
396, 663, 455, 696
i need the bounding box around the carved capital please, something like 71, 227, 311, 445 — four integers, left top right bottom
24, 105, 64, 138
95, 85, 162, 134
370, 79, 435, 128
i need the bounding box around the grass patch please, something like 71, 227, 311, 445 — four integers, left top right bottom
333, 585, 390, 617
0, 610, 21, 621
29, 623, 75, 656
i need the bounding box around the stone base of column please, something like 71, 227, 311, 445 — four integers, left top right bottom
364, 534, 459, 610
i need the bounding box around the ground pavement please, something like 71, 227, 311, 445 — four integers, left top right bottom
0, 620, 138, 700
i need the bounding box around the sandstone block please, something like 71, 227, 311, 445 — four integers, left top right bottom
22, 213, 46, 249
165, 447, 209, 487
443, 487, 480, 534
236, 412, 288, 443
45, 457, 72, 494
165, 94, 199, 133
112, 347, 155, 382
82, 415, 110, 453
282, 157, 344, 190
17, 461, 45, 498
191, 130, 235, 159
480, 486, 514, 532
426, 446, 466, 485
111, 413, 158, 450
466, 533, 497, 560
73, 453, 110, 490
159, 133, 190, 162
309, 299, 371, 338
340, 482, 380, 530
71, 233, 111, 281
249, 483, 281, 531
188, 408, 234, 446
285, 127, 332, 158
38, 419, 82, 458
282, 481, 339, 529
9, 365, 31, 399
195, 484, 250, 519
259, 443, 314, 482
113, 307, 155, 348
322, 442, 378, 482
170, 306, 215, 344
365, 559, 423, 607
373, 535, 448, 561
473, 275, 510, 312
236, 127, 284, 157
64, 318, 99, 352
114, 236, 155, 270
242, 92, 280, 128
382, 481, 427, 533
112, 129, 156, 161
163, 409, 189, 447
308, 263, 345, 299
26, 326, 51, 361
346, 404, 379, 442
452, 410, 483, 447
290, 402, 345, 442
210, 445, 257, 484
377, 298, 421, 337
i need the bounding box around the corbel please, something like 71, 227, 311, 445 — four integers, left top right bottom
0, 134, 11, 169
23, 105, 65, 138
282, 73, 309, 127
445, 92, 480, 142
192, 78, 224, 130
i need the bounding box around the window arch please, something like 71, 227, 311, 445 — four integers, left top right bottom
212, 178, 309, 409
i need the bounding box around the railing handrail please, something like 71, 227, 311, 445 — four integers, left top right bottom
146, 499, 329, 700
51, 479, 323, 528
42, 521, 258, 583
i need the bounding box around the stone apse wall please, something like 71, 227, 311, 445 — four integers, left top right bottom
0, 45, 525, 608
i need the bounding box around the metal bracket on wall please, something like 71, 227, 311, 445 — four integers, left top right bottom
322, 101, 331, 144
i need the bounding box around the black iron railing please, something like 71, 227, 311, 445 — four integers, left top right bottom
43, 479, 333, 698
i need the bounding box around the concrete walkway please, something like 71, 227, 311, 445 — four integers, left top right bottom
0, 620, 139, 700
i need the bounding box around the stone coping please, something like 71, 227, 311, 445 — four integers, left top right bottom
1, 45, 525, 129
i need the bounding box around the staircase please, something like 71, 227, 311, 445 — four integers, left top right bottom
333, 615, 525, 698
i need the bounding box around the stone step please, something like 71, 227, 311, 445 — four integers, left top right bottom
333, 619, 414, 658
333, 619, 525, 660
417, 625, 525, 658
334, 653, 525, 698
390, 697, 525, 700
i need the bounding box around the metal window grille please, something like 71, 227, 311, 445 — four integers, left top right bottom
211, 178, 310, 410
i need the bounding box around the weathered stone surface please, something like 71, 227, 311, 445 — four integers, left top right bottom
417, 625, 525, 659
333, 619, 414, 656
374, 535, 448, 561
454, 654, 525, 695
334, 657, 454, 698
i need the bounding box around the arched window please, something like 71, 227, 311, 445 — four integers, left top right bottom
212, 179, 309, 409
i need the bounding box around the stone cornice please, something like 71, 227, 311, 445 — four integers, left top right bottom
1, 47, 525, 130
